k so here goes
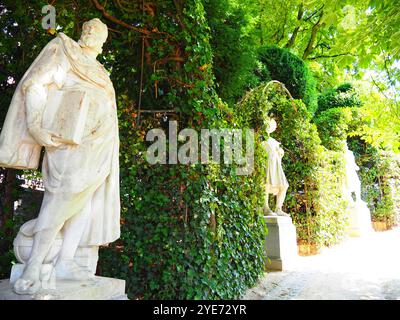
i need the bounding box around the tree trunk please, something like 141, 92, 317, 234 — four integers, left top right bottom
285, 3, 304, 49
302, 11, 324, 60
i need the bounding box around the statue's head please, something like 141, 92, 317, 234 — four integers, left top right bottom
266, 118, 277, 134
78, 18, 108, 55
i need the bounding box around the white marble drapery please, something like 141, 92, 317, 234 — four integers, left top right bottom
0, 33, 120, 246
262, 137, 289, 195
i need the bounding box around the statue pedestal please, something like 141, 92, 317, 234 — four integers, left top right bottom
0, 276, 128, 300
10, 264, 56, 290
264, 216, 298, 271
347, 200, 374, 237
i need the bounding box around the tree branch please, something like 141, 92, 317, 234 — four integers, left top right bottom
302, 10, 324, 60
285, 26, 300, 49
172, 0, 186, 30
90, 0, 151, 35
384, 55, 395, 87
308, 52, 355, 60
285, 3, 303, 48
277, 10, 288, 44
168, 77, 194, 88
370, 76, 390, 99
303, 5, 324, 22
153, 56, 185, 69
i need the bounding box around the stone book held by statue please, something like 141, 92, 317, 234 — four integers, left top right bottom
42, 90, 89, 145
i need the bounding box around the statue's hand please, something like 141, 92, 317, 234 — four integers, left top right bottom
28, 126, 62, 148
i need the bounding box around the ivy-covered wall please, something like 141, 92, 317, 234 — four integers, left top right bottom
99, 0, 267, 299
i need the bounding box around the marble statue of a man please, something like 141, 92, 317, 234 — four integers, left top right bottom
0, 19, 120, 294
262, 118, 290, 217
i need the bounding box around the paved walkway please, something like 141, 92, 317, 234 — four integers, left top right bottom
242, 228, 400, 300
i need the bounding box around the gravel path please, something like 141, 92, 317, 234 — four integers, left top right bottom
242, 228, 400, 300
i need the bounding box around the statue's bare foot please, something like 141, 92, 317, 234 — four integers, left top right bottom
264, 206, 277, 216
13, 263, 41, 295
55, 259, 93, 280
276, 209, 290, 217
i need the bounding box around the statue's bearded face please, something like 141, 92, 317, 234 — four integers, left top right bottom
79, 19, 108, 54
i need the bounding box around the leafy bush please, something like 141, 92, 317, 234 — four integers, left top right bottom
314, 107, 354, 151
256, 46, 317, 113
316, 82, 362, 115
313, 82, 362, 150
236, 82, 348, 247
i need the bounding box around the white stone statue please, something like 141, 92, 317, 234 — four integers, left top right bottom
344, 145, 361, 203
262, 118, 290, 217
343, 144, 373, 236
0, 19, 120, 295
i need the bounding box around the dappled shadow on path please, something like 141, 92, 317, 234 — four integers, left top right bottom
242, 228, 400, 300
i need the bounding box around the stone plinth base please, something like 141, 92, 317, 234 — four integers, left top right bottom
264, 215, 298, 271
10, 264, 55, 289
0, 276, 128, 300
347, 200, 374, 237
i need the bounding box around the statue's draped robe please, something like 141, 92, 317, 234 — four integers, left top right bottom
262, 137, 289, 195
344, 149, 361, 194
0, 33, 120, 246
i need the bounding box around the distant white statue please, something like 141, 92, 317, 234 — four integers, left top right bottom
0, 19, 120, 295
344, 145, 361, 203
262, 118, 290, 217
343, 144, 373, 236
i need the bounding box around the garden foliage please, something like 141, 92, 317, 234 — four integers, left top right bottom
316, 83, 362, 115
314, 107, 354, 151
1, 0, 399, 298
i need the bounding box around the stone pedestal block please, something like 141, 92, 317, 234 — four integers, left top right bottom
347, 200, 374, 237
264, 216, 298, 271
0, 276, 128, 300
10, 264, 55, 290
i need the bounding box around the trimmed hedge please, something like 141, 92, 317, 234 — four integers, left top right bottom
256, 46, 317, 113
316, 82, 362, 115
314, 107, 354, 151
